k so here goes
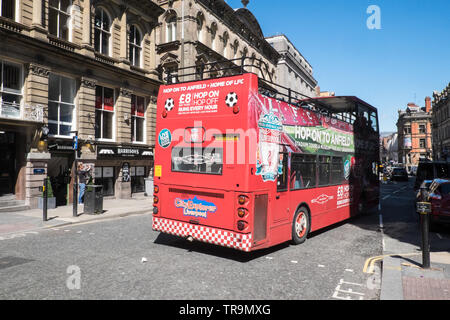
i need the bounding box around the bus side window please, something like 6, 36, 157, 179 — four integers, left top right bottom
291, 154, 316, 190
331, 157, 344, 185
318, 156, 331, 187
277, 153, 288, 192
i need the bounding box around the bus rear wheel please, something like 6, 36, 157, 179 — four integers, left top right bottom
292, 207, 310, 245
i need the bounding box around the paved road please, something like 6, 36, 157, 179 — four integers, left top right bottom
0, 200, 384, 300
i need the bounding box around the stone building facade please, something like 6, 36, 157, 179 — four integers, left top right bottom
0, 0, 164, 208
432, 83, 450, 161
397, 98, 433, 173
265, 34, 318, 99
154, 0, 280, 83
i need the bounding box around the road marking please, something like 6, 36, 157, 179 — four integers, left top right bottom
318, 264, 325, 268
345, 269, 354, 273
332, 279, 365, 300
291, 260, 298, 264
363, 253, 421, 274
0, 231, 39, 241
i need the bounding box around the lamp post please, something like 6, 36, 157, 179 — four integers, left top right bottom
70, 131, 78, 217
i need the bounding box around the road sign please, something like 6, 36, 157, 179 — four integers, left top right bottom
416, 202, 431, 214
72, 136, 78, 150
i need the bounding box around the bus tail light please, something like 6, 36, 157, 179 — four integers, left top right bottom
238, 208, 247, 218
162, 109, 168, 118
238, 195, 248, 205
233, 105, 240, 114
153, 206, 159, 215
154, 185, 159, 194
154, 196, 159, 205
237, 220, 247, 231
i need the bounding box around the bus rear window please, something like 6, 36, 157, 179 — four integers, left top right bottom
171, 147, 223, 175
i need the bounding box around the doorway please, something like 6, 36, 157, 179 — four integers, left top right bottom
0, 131, 16, 196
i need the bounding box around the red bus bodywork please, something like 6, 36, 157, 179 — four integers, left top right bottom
153, 73, 380, 252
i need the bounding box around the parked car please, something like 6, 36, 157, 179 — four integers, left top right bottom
414, 161, 450, 190
390, 167, 408, 181
427, 179, 450, 226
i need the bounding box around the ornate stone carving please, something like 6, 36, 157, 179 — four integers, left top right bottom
81, 77, 97, 89
28, 64, 50, 78
120, 88, 133, 98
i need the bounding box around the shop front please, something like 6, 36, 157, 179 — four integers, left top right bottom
47, 139, 75, 206
95, 145, 154, 199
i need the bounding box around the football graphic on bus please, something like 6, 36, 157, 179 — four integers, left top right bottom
225, 92, 238, 107
165, 98, 175, 111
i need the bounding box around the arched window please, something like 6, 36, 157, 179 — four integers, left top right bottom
196, 12, 204, 42
49, 0, 72, 40
166, 15, 177, 42
210, 22, 217, 51
94, 8, 111, 56
129, 25, 142, 67
233, 40, 239, 60
222, 32, 229, 57
0, 0, 15, 20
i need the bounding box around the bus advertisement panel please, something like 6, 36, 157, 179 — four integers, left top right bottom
153, 72, 379, 252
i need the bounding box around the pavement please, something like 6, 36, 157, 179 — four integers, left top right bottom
0, 195, 153, 238
379, 179, 450, 300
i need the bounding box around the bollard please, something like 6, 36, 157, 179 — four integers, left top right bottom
417, 186, 431, 269
43, 178, 48, 222
420, 210, 431, 269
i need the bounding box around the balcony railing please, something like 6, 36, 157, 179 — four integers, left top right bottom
0, 103, 43, 123
0, 16, 24, 33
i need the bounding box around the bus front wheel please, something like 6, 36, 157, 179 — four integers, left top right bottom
292, 207, 310, 245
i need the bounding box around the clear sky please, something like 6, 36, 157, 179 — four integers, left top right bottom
225, 0, 450, 132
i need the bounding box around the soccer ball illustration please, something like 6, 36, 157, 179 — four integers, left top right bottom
225, 92, 238, 107
165, 98, 175, 111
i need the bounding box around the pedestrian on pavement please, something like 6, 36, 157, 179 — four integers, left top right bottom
78, 163, 89, 204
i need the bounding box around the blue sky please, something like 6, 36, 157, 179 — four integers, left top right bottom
225, 0, 450, 132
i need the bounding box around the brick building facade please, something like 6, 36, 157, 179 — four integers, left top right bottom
397, 98, 433, 173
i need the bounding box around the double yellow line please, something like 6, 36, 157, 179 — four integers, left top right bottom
363, 253, 421, 274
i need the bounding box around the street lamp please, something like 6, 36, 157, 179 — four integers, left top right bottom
70, 131, 78, 217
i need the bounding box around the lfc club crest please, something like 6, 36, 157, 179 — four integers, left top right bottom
256, 111, 283, 182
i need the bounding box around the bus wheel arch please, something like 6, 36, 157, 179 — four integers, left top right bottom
291, 204, 311, 245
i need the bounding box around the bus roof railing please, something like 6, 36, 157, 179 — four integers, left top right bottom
164, 57, 378, 125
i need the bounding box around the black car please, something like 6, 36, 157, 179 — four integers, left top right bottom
391, 167, 408, 181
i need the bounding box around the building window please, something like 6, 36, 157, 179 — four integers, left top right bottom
420, 139, 426, 149
94, 8, 111, 56
196, 13, 204, 42
210, 23, 217, 51
131, 166, 146, 193
0, 60, 22, 119
404, 126, 411, 134
419, 124, 426, 134
94, 166, 115, 196
129, 25, 142, 67
166, 16, 177, 42
0, 0, 15, 19
95, 86, 115, 140
49, 0, 72, 40
48, 74, 76, 136
131, 95, 146, 143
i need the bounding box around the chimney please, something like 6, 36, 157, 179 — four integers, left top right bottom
425, 96, 431, 113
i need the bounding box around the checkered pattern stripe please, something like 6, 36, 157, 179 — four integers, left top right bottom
153, 217, 253, 252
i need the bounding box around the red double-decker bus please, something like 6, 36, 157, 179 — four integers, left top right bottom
152, 61, 380, 252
